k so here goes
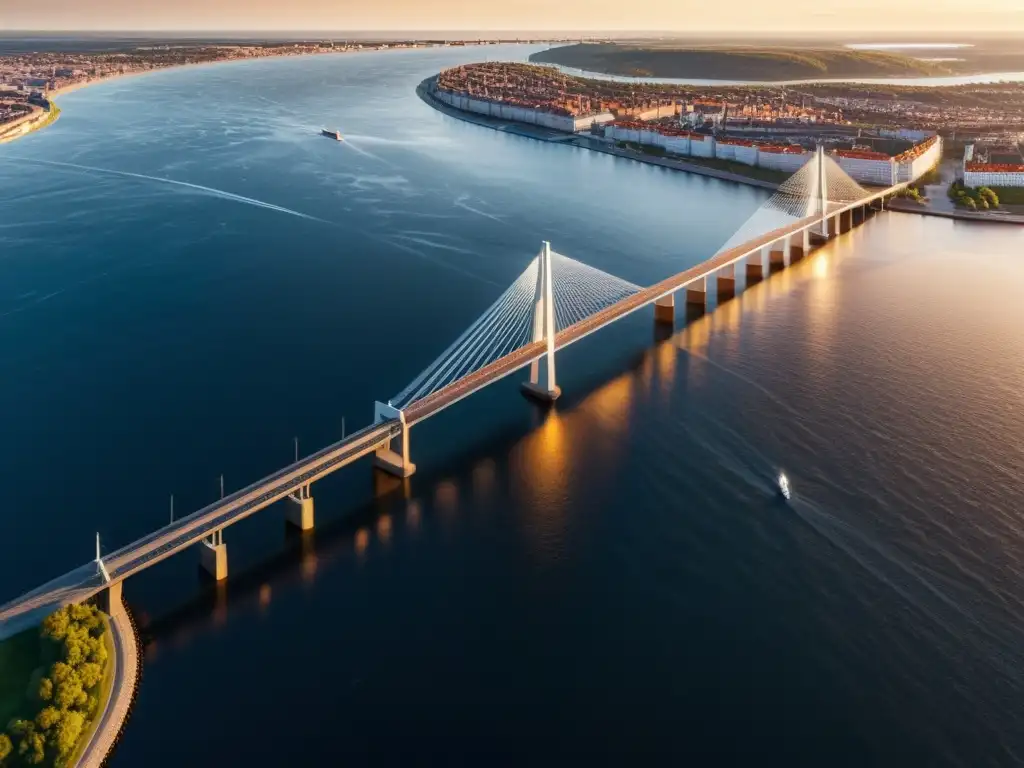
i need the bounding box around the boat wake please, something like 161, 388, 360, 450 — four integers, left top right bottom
9, 158, 327, 223
454, 194, 505, 223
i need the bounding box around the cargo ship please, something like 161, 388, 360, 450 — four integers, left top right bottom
321, 128, 344, 141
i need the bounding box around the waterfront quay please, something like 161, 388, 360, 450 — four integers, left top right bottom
428, 64, 945, 188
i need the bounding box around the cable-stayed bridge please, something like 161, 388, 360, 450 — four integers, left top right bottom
0, 147, 905, 636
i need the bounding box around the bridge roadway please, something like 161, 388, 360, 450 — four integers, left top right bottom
406, 185, 902, 425
0, 184, 900, 635
0, 421, 401, 633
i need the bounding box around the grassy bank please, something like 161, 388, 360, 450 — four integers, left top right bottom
0, 604, 111, 767
611, 141, 788, 183
531, 43, 950, 81
671, 155, 790, 184
990, 186, 1024, 205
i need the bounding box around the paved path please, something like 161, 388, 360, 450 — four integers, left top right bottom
77, 597, 138, 768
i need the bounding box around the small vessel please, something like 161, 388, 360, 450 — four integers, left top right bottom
321, 128, 344, 141
777, 472, 791, 501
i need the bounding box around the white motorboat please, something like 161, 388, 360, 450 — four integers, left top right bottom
777, 472, 791, 500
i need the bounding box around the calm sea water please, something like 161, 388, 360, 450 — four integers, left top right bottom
2, 45, 1023, 767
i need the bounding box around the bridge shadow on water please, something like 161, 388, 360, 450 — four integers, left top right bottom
138, 237, 841, 660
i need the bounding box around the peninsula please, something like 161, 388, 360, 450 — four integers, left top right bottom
530, 41, 1024, 81
530, 43, 952, 80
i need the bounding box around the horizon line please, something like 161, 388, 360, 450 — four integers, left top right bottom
2, 28, 1021, 36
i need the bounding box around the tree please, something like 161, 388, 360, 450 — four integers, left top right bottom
49, 662, 74, 685
41, 608, 70, 641
35, 707, 62, 731
53, 674, 86, 711
78, 662, 102, 690
37, 677, 53, 702
50, 710, 84, 757
8, 720, 33, 737
0, 734, 12, 762
86, 638, 107, 666
15, 726, 45, 766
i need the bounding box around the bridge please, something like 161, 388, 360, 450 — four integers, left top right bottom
0, 147, 905, 636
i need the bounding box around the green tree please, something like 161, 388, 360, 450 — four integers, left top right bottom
78, 662, 102, 690
63, 634, 86, 667
50, 710, 84, 757
0, 733, 12, 762
8, 720, 33, 737
53, 673, 86, 711
41, 609, 70, 641
979, 187, 999, 207
15, 726, 45, 766
69, 605, 102, 636
34, 707, 62, 731
49, 662, 74, 685
86, 637, 107, 666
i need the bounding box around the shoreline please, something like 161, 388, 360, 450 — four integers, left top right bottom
76, 595, 140, 768
888, 198, 1024, 224
4, 43, 493, 145
416, 76, 779, 192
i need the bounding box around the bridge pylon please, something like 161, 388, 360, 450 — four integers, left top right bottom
816, 144, 830, 238
373, 401, 416, 478
522, 241, 561, 403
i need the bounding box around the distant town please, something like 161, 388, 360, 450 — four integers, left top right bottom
432, 62, 1024, 195
0, 38, 564, 141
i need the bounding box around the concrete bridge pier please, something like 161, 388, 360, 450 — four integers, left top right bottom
685, 276, 706, 308
769, 238, 787, 272
747, 248, 767, 283
96, 580, 123, 614
373, 403, 417, 478
791, 229, 810, 262
716, 264, 736, 301
200, 529, 228, 581
839, 209, 853, 234
287, 485, 314, 531
654, 292, 675, 324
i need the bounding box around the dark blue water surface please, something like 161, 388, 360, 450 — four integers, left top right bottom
2, 45, 1024, 767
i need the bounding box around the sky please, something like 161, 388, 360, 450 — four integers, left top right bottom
4, 0, 1024, 33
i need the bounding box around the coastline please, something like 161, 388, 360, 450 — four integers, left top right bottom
75, 594, 140, 768
4, 43, 481, 145
416, 76, 779, 192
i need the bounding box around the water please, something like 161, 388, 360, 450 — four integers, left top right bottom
2, 46, 1024, 767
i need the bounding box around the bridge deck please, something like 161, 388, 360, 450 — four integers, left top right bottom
0, 185, 900, 637
0, 421, 400, 635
